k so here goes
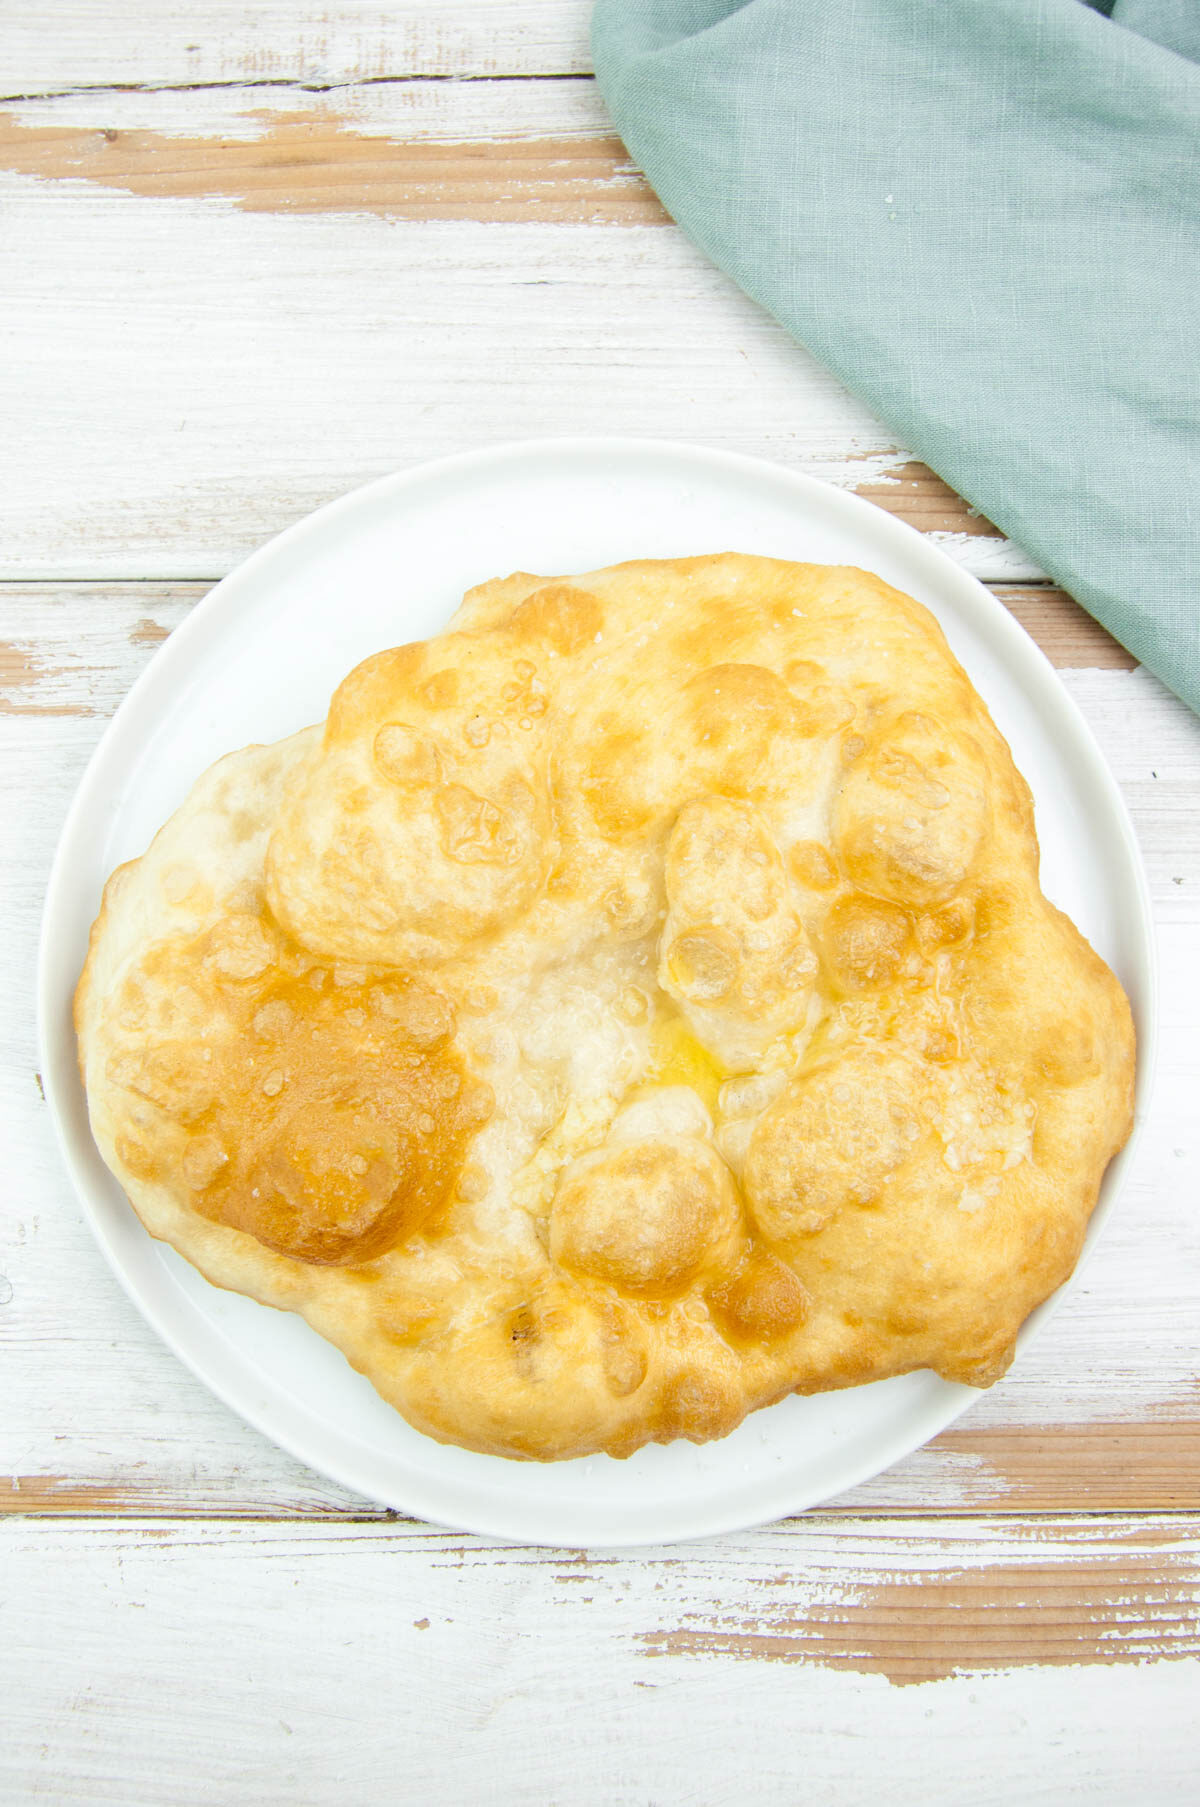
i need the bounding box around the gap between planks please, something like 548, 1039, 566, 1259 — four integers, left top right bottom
2, 1496, 1197, 1524
0, 73, 601, 105
0, 0, 597, 93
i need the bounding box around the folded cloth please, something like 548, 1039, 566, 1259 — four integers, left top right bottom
592, 0, 1200, 713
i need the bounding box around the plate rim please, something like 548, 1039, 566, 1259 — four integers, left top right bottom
38, 434, 1159, 1547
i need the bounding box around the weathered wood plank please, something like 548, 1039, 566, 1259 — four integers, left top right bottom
0, 113, 666, 225
0, 87, 1168, 592
0, 1, 595, 95
5, 1415, 1199, 1519
988, 586, 1135, 671
2, 1516, 1198, 1805
1, 76, 619, 143
0, 87, 1145, 595
875, 1420, 1200, 1512
0, 79, 1046, 579
0, 586, 190, 718
0, 583, 1133, 719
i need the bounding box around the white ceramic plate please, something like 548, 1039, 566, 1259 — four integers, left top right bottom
40, 438, 1155, 1547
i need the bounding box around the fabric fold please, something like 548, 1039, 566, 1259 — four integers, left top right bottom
592, 0, 1199, 713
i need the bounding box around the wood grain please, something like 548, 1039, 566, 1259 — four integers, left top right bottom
0, 113, 667, 225
2, 1516, 1198, 1807
0, 81, 1048, 579
0, 0, 595, 94
632, 1520, 1200, 1685
850, 458, 998, 537
3, 1514, 1196, 1689
5, 1417, 1200, 1519
987, 586, 1136, 671
906, 1419, 1200, 1511
1, 68, 619, 143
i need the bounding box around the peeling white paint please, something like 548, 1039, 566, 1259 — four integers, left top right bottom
1, 0, 595, 94
1, 1519, 1198, 1800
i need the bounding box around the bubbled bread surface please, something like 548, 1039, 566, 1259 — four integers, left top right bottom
75, 556, 1135, 1460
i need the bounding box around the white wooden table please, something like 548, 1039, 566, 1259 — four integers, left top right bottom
3, 6, 1199, 1799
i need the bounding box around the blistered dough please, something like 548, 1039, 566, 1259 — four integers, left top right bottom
75, 555, 1135, 1458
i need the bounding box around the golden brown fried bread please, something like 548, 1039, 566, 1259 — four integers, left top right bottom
75, 555, 1135, 1459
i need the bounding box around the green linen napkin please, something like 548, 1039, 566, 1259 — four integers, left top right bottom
592, 0, 1200, 714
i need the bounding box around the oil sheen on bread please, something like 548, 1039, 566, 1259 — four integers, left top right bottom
75, 556, 1136, 1459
